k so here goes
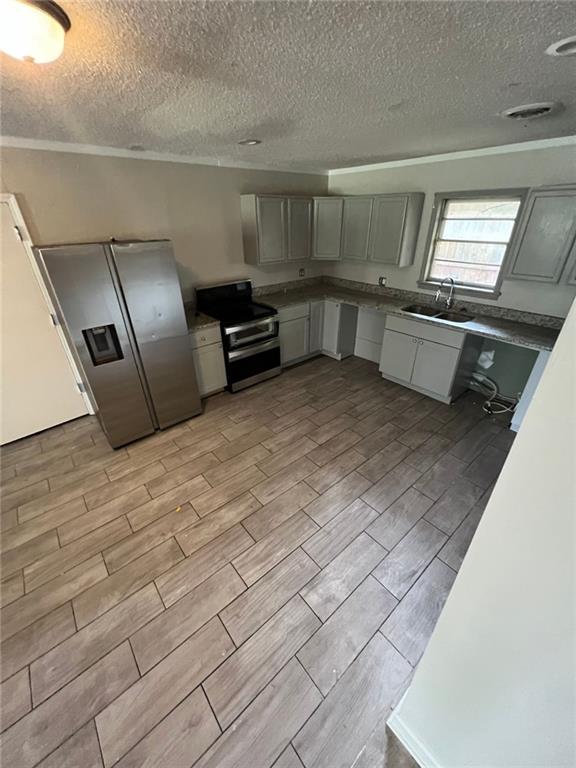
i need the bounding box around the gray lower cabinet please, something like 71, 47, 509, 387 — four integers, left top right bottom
309, 300, 324, 353
379, 329, 418, 382
279, 316, 310, 364
506, 187, 576, 282
190, 327, 227, 396
322, 301, 359, 360
313, 198, 344, 260
368, 193, 424, 266
411, 339, 461, 397
241, 194, 311, 265
379, 315, 475, 403
341, 197, 373, 261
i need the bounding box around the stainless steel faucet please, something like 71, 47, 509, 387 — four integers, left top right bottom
435, 277, 455, 309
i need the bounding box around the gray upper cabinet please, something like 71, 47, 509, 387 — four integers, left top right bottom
566, 237, 576, 286
506, 187, 576, 282
241, 194, 311, 265
313, 198, 344, 260
341, 197, 373, 261
287, 198, 312, 261
368, 192, 424, 267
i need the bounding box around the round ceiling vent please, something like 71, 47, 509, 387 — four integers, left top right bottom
499, 101, 563, 120
546, 35, 576, 57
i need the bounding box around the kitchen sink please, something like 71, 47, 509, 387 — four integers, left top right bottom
401, 304, 441, 318
436, 311, 474, 323
402, 304, 475, 324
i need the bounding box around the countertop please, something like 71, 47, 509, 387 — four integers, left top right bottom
185, 308, 221, 331
258, 286, 559, 352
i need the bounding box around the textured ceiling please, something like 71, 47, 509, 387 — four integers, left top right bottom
1, 0, 575, 170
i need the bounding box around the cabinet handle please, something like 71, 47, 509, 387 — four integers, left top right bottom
412, 337, 417, 343
419, 340, 424, 345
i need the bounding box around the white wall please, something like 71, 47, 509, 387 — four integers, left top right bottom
388, 298, 576, 767
0, 148, 327, 301
328, 143, 576, 317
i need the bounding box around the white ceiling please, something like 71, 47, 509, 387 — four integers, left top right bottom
1, 0, 575, 171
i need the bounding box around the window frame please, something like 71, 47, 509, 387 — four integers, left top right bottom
418, 188, 528, 300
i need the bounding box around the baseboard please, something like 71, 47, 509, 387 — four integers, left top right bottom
387, 708, 442, 768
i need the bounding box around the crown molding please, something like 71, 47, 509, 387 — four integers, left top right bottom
328, 135, 576, 175
2, 133, 574, 177
0, 136, 328, 176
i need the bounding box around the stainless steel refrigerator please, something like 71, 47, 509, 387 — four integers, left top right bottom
36, 240, 201, 448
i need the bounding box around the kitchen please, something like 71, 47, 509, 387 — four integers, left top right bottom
1, 2, 575, 768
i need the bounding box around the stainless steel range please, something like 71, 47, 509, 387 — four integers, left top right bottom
196, 280, 281, 392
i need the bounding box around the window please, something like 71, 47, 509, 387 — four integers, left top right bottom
422, 193, 523, 296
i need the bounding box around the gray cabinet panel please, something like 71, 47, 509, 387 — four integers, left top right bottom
341, 198, 373, 261
313, 198, 344, 260
507, 189, 576, 282
379, 330, 418, 382
279, 317, 310, 364
368, 196, 408, 264
411, 339, 460, 398
287, 199, 312, 262
309, 300, 324, 353
368, 192, 424, 267
257, 197, 287, 264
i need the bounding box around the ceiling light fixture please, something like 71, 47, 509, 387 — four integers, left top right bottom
238, 139, 261, 146
546, 35, 576, 57
499, 101, 563, 121
0, 0, 71, 64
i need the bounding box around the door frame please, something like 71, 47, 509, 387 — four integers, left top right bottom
1, 193, 94, 414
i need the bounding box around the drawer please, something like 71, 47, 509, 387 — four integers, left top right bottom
386, 314, 464, 349
354, 337, 381, 363
356, 308, 386, 344
278, 302, 310, 323
190, 325, 222, 349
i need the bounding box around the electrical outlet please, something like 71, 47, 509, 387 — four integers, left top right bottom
378, 276, 387, 287
299, 268, 305, 277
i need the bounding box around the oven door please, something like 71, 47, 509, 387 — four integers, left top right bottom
225, 318, 278, 350
226, 338, 281, 391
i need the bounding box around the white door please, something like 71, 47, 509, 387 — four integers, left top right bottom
0, 201, 87, 444
287, 199, 312, 261
256, 197, 286, 264
322, 300, 341, 355
313, 199, 343, 260
379, 329, 418, 383
368, 195, 408, 264
309, 300, 324, 353
192, 343, 227, 396
411, 339, 461, 397
279, 317, 309, 364
341, 197, 373, 261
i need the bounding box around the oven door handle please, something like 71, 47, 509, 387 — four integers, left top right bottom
224, 317, 277, 335
227, 338, 280, 361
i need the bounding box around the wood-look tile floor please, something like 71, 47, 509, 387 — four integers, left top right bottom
0, 357, 514, 768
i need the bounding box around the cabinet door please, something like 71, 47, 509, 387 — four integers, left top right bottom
279, 317, 310, 364
309, 300, 324, 353
368, 195, 409, 264
379, 329, 417, 383
287, 199, 312, 261
322, 300, 341, 354
566, 237, 576, 285
313, 199, 343, 260
411, 339, 460, 397
507, 189, 576, 282
256, 197, 287, 264
192, 343, 227, 396
341, 198, 373, 261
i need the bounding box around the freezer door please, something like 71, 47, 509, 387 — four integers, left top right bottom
110, 241, 201, 428
36, 244, 156, 447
